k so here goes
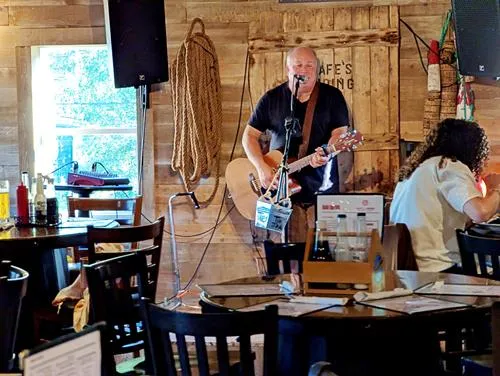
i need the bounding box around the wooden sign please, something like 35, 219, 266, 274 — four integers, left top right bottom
248, 6, 401, 194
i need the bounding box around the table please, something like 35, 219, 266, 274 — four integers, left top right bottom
55, 184, 133, 198
0, 219, 117, 349
200, 271, 499, 376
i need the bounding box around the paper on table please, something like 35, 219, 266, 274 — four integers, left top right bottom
357, 295, 470, 315
353, 288, 413, 302
291, 296, 349, 306
238, 298, 333, 317
415, 282, 500, 297
23, 329, 101, 376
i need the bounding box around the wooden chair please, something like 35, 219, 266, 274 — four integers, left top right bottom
86, 216, 165, 300
33, 216, 163, 345
85, 252, 150, 357
68, 195, 143, 262
456, 229, 500, 280
68, 195, 142, 225
145, 304, 279, 376
382, 223, 418, 271
263, 240, 305, 275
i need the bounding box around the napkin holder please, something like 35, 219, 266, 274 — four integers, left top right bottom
302, 228, 383, 295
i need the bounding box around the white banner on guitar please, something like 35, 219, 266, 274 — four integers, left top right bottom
255, 198, 292, 232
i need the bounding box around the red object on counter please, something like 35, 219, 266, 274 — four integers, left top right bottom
16, 182, 29, 224
428, 40, 440, 65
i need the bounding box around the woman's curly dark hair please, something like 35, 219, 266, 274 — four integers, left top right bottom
397, 118, 489, 181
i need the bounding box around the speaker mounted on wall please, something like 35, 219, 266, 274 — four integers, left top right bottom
104, 0, 169, 88
452, 0, 500, 78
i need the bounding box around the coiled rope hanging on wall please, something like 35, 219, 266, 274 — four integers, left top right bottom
171, 18, 222, 204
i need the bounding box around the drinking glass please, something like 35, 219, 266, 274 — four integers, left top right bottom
0, 180, 10, 222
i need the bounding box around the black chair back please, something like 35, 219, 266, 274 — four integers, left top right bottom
264, 240, 305, 275
87, 216, 164, 300
85, 253, 149, 355
0, 264, 28, 372
456, 229, 500, 280
145, 304, 279, 376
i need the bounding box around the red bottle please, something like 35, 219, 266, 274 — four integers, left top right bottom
16, 182, 29, 225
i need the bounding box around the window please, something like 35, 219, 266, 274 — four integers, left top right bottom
31, 46, 138, 209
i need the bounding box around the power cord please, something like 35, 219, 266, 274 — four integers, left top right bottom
399, 18, 460, 73
140, 204, 236, 238
91, 162, 110, 174
46, 160, 79, 176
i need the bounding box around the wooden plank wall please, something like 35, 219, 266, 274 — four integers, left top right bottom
0, 1, 498, 301
246, 6, 400, 193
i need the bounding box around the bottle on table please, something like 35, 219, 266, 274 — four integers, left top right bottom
21, 172, 31, 223
45, 178, 59, 225
334, 214, 350, 262
352, 212, 368, 263
34, 173, 47, 225
335, 213, 351, 289
29, 176, 37, 223
312, 220, 332, 261
16, 179, 29, 225
352, 212, 369, 290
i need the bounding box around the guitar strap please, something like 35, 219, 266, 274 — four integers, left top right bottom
297, 81, 320, 159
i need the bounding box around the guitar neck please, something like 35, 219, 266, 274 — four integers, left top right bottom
288, 146, 340, 173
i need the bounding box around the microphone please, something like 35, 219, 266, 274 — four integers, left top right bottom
294, 74, 306, 83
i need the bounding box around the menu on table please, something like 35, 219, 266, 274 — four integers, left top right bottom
357, 294, 470, 315
414, 282, 500, 297
238, 298, 335, 317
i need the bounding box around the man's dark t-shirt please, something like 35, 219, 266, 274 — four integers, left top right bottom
248, 81, 349, 204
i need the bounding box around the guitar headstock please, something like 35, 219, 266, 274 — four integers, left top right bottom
334, 129, 364, 152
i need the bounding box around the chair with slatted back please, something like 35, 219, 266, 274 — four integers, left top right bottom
86, 216, 164, 300
456, 229, 500, 280
85, 252, 149, 359
68, 195, 143, 262
145, 304, 279, 376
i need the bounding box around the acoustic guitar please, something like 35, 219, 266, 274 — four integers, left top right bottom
225, 130, 363, 220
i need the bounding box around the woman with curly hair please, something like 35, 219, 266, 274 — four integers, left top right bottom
390, 118, 500, 272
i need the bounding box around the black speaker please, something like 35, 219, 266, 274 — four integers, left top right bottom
452, 0, 500, 77
104, 0, 169, 88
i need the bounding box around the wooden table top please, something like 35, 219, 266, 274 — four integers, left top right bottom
200, 271, 500, 321
0, 219, 118, 252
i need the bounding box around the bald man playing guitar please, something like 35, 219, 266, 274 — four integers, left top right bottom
241, 46, 353, 242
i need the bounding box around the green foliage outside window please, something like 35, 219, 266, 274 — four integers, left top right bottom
41, 46, 138, 197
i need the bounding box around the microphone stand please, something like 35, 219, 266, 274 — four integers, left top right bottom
164, 192, 200, 310
272, 77, 301, 240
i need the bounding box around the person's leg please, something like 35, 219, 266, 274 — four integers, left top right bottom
289, 205, 308, 243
